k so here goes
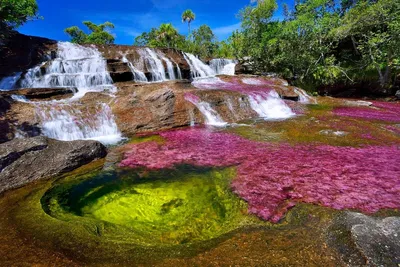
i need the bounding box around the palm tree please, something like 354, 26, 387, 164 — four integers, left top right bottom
157, 23, 178, 48
181, 9, 195, 35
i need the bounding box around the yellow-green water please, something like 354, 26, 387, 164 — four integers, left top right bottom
41, 165, 248, 245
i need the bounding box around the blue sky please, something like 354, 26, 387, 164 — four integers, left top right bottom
19, 0, 288, 45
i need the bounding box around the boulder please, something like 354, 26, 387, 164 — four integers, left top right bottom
0, 136, 107, 193
338, 212, 400, 266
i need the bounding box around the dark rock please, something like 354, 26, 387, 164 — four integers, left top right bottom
235, 62, 253, 75
0, 32, 56, 77
395, 90, 400, 100
0, 136, 48, 172
0, 137, 107, 193
335, 212, 400, 266
0, 87, 76, 100
0, 96, 11, 116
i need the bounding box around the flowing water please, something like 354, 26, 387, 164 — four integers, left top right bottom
35, 102, 122, 145
248, 91, 295, 120
0, 72, 22, 90
20, 42, 115, 99
140, 48, 167, 82
209, 59, 237, 76
185, 93, 228, 127
183, 53, 216, 79
122, 56, 148, 82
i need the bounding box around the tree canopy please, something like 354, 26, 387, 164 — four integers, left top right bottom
64, 21, 115, 45
0, 0, 39, 40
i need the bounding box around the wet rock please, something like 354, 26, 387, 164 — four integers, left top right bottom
0, 96, 11, 116
235, 62, 253, 75
345, 100, 373, 107
0, 33, 56, 77
0, 137, 107, 193
0, 87, 76, 101
319, 130, 349, 137
395, 90, 400, 100
344, 212, 400, 267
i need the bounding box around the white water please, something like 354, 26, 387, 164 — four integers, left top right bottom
242, 78, 264, 85
185, 95, 227, 127
294, 88, 317, 104
248, 91, 295, 120
11, 95, 29, 102
35, 102, 123, 145
158, 53, 176, 80
140, 48, 167, 82
183, 53, 215, 79
176, 63, 183, 80
122, 56, 148, 82
20, 42, 115, 99
0, 72, 22, 90
9, 42, 124, 145
209, 59, 237, 75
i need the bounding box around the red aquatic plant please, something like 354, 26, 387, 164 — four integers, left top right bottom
120, 128, 400, 222
334, 101, 400, 122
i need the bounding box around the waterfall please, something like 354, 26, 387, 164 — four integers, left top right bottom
185, 93, 227, 127
209, 59, 237, 75
294, 88, 317, 104
35, 102, 122, 145
140, 48, 167, 82
176, 63, 183, 80
19, 42, 115, 99
248, 91, 295, 120
122, 56, 148, 82
0, 72, 22, 90
158, 53, 176, 80
183, 53, 215, 79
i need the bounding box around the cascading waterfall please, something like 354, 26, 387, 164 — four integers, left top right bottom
248, 91, 295, 120
209, 59, 237, 76
183, 53, 215, 79
185, 93, 227, 127
122, 56, 148, 82
0, 72, 22, 90
19, 42, 115, 99
140, 48, 167, 82
158, 53, 176, 80
35, 102, 122, 145
6, 42, 123, 145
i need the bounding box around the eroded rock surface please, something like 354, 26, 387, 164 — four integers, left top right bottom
0, 137, 107, 193
345, 212, 400, 267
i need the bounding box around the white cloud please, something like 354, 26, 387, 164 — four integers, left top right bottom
213, 23, 241, 36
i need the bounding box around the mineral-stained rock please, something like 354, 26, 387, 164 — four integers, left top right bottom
0, 87, 76, 101
0, 136, 107, 193
344, 212, 400, 267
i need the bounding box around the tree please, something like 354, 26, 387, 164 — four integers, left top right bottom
156, 23, 179, 48
182, 9, 196, 35
191, 25, 218, 58
64, 21, 115, 45
0, 0, 39, 40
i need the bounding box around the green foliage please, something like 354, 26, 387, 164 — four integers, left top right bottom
64, 21, 115, 45
232, 0, 400, 91
0, 0, 39, 40
134, 22, 235, 59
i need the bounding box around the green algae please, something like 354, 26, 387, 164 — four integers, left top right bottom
41, 165, 249, 245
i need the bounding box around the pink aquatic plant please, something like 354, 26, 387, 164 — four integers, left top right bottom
120, 128, 400, 222
334, 101, 400, 122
